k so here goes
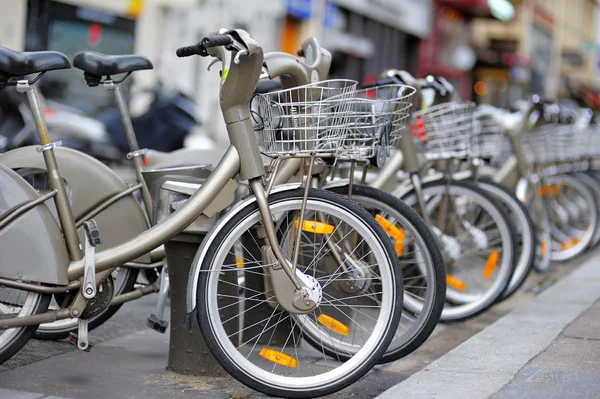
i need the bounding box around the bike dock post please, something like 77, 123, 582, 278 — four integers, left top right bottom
165, 233, 230, 376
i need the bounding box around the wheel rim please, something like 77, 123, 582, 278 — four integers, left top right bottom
203, 198, 397, 391
0, 287, 41, 348
346, 193, 437, 354
404, 184, 513, 320
545, 175, 597, 260
478, 182, 534, 298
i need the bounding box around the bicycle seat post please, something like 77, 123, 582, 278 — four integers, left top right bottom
16, 79, 84, 261
103, 80, 154, 220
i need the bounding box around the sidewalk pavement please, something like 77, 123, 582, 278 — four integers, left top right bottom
378, 252, 600, 399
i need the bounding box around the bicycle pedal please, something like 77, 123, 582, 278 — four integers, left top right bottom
66, 332, 93, 352
147, 314, 168, 333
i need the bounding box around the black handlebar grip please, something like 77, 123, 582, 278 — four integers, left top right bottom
176, 44, 202, 57
201, 35, 233, 48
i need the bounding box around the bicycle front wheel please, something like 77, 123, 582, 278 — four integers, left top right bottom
401, 179, 515, 322
328, 184, 445, 363
476, 179, 535, 301
545, 174, 598, 261
196, 188, 403, 398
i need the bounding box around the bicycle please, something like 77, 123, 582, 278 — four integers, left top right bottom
508, 102, 599, 262
252, 72, 446, 362
365, 71, 517, 321
0, 29, 405, 398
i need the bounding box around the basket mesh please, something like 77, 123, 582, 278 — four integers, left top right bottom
251, 79, 358, 156
470, 107, 506, 159
338, 84, 416, 160
410, 101, 475, 160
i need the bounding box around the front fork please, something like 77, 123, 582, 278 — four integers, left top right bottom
249, 177, 323, 314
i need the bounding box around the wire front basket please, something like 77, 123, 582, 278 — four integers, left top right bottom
410, 101, 475, 160
471, 107, 506, 159
520, 124, 588, 165
251, 79, 358, 156
338, 84, 416, 161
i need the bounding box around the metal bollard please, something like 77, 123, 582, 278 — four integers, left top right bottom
165, 234, 234, 377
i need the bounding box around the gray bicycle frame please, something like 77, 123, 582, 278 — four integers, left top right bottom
0, 29, 307, 328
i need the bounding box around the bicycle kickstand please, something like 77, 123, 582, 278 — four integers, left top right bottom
147, 265, 169, 333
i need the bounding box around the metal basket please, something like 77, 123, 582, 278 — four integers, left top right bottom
250, 79, 358, 156
520, 124, 581, 164
410, 101, 475, 160
337, 84, 416, 161
490, 135, 514, 168
589, 126, 600, 159
470, 107, 505, 159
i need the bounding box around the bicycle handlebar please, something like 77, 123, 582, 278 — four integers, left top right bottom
176, 34, 234, 58
176, 44, 202, 58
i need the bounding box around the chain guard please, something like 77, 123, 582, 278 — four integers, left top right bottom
81, 276, 114, 320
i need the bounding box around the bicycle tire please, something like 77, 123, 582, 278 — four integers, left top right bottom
196, 188, 402, 398
400, 179, 516, 322
474, 178, 535, 301
328, 184, 445, 362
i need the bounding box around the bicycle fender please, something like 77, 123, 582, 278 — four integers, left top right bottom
515, 177, 529, 204
185, 183, 301, 319
391, 174, 444, 199
321, 178, 351, 190
0, 164, 70, 285
0, 146, 151, 263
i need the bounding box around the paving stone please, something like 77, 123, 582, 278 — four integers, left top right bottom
0, 388, 46, 398
562, 305, 600, 340
494, 365, 600, 399
378, 251, 600, 399
531, 337, 600, 370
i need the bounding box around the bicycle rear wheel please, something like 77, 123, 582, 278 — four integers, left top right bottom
196, 188, 402, 398
0, 287, 50, 364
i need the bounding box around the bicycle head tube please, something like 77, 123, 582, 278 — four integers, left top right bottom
263, 37, 332, 88
207, 29, 265, 181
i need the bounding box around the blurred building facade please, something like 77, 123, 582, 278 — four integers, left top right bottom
279, 0, 432, 83
415, 0, 513, 100
7, 0, 598, 139
471, 0, 600, 108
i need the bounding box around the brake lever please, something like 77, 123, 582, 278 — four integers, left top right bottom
207, 58, 220, 71
234, 49, 248, 64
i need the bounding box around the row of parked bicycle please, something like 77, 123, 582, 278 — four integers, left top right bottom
0, 28, 598, 398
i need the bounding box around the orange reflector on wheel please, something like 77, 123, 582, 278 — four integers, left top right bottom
393, 239, 405, 257
540, 184, 563, 196
484, 251, 499, 279
446, 274, 467, 291
294, 220, 334, 234
235, 257, 244, 268
375, 215, 405, 256
317, 314, 349, 336
561, 237, 580, 250
540, 240, 547, 256
259, 348, 297, 368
